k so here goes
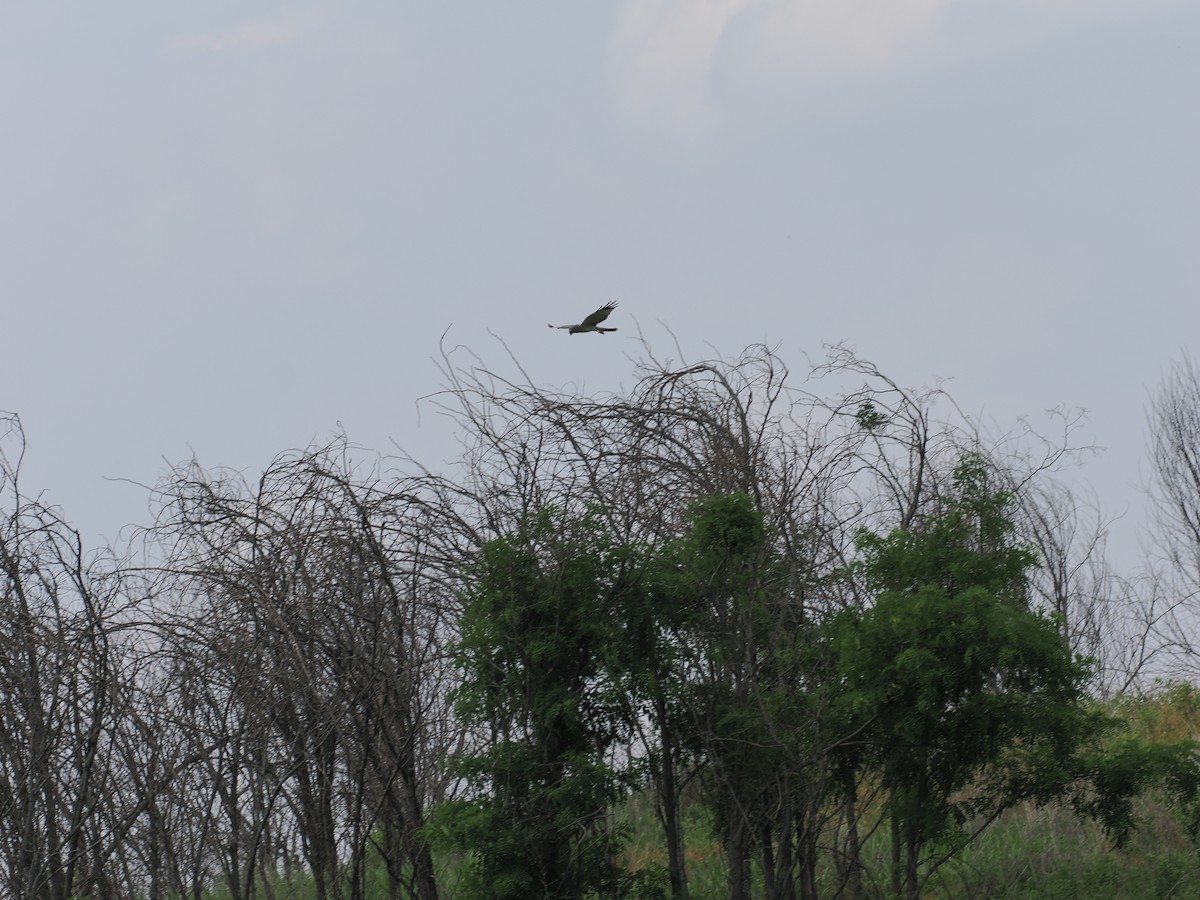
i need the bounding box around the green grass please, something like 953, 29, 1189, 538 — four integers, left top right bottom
615, 791, 1200, 900
615, 790, 731, 898
184, 685, 1200, 899
189, 794, 1200, 899
921, 797, 1200, 899
184, 792, 1200, 900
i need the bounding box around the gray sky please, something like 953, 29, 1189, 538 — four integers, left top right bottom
2, 2, 1197, 559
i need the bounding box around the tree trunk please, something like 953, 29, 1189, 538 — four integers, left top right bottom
653, 703, 689, 899
905, 827, 920, 900
842, 793, 862, 900
890, 814, 902, 900
727, 816, 752, 900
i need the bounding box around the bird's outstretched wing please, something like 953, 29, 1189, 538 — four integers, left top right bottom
549, 302, 619, 333
579, 302, 617, 329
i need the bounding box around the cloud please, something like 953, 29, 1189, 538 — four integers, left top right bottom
170, 6, 321, 53
609, 0, 748, 116
607, 0, 1178, 126
741, 0, 951, 76
607, 0, 949, 126
608, 0, 755, 128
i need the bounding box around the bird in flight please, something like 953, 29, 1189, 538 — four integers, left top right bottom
548, 302, 618, 335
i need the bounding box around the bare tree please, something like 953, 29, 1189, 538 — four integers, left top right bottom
1135, 352, 1200, 681
0, 414, 145, 899
147, 441, 461, 900
1148, 354, 1200, 586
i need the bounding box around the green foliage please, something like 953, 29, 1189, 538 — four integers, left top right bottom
451, 508, 627, 737
682, 493, 767, 567
855, 399, 889, 432
431, 481, 1200, 899
822, 455, 1200, 897
835, 455, 1112, 892
660, 492, 843, 893
438, 507, 637, 899
1070, 731, 1200, 849
854, 453, 1036, 602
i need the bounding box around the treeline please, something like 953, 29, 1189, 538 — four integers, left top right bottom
2, 345, 1200, 899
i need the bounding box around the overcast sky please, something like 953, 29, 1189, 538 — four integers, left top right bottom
2, 2, 1197, 560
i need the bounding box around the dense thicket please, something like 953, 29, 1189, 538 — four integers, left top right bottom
2, 344, 1200, 899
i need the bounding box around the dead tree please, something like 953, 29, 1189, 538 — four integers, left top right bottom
147, 442, 460, 900
0, 414, 143, 900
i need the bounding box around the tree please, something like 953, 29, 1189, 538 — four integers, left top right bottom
437, 507, 642, 899
664, 493, 826, 900
835, 454, 1110, 898
426, 339, 1116, 898
1144, 352, 1200, 678
606, 537, 696, 900
1148, 353, 1200, 586
149, 442, 454, 900
0, 414, 145, 899
7, 336, 1200, 898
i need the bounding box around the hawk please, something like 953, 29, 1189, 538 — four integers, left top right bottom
548, 302, 618, 334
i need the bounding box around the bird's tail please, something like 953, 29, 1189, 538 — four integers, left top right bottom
597, 327, 617, 333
